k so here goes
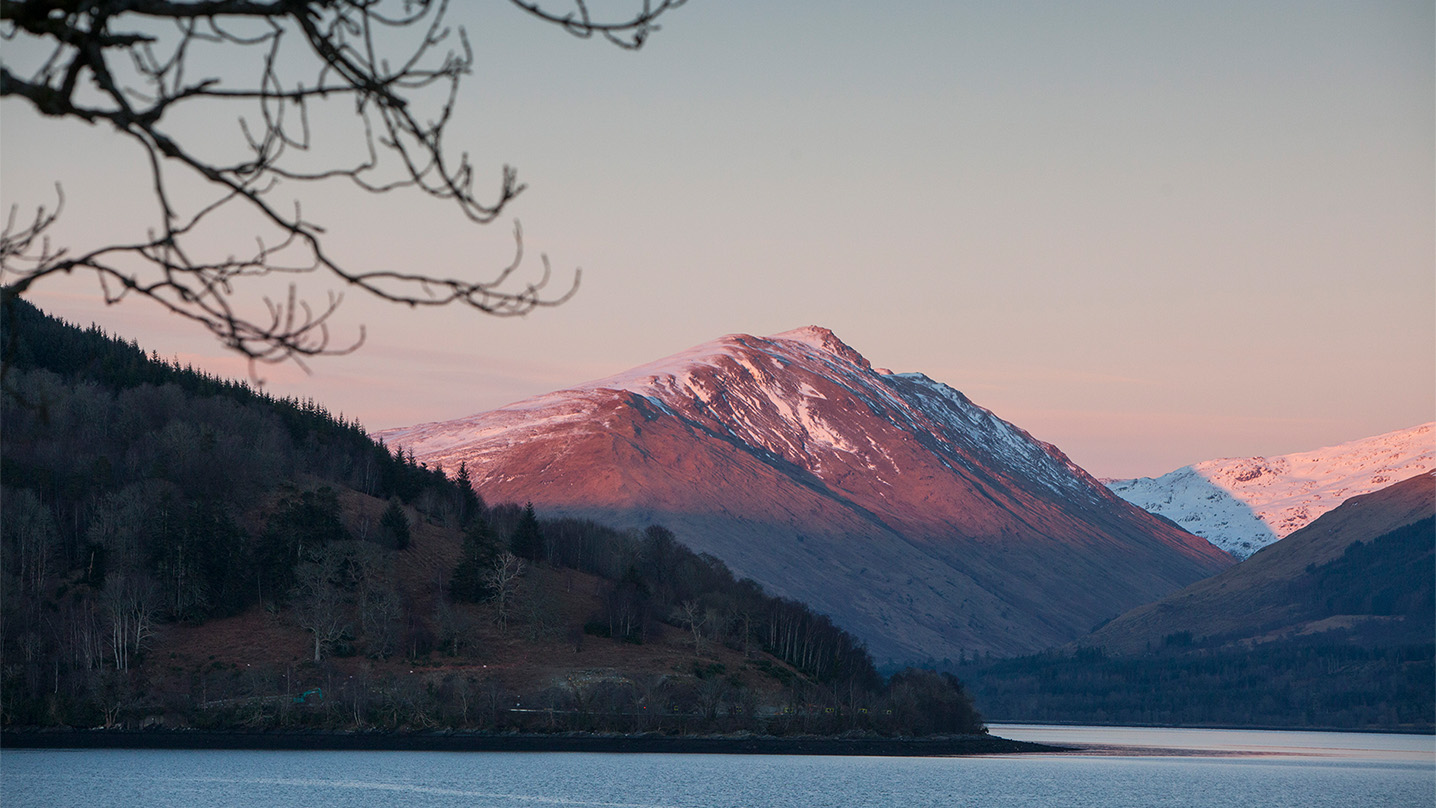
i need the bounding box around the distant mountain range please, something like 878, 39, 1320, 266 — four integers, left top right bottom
1107, 423, 1435, 558
380, 327, 1232, 663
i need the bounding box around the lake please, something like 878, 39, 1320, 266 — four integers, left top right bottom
4, 726, 1432, 807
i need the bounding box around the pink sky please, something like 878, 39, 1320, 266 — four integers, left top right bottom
5, 1, 1433, 479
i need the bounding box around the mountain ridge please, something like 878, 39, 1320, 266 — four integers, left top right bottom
381, 327, 1232, 662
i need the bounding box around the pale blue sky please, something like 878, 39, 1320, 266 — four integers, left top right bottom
4, 1, 1432, 477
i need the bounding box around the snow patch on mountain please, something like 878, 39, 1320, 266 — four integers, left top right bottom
882, 372, 1102, 504
1107, 423, 1436, 558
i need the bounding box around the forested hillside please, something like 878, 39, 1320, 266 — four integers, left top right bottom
0, 300, 980, 736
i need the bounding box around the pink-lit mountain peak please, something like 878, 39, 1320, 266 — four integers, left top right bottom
568, 325, 874, 404
407, 326, 1094, 511
380, 327, 1231, 661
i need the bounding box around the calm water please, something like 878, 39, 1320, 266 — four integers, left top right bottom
3, 727, 1432, 807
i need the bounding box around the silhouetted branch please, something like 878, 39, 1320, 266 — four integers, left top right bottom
1, 0, 682, 366
509, 0, 688, 49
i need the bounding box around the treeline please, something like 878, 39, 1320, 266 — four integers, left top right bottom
1291, 517, 1434, 632
956, 641, 1434, 731
1, 298, 468, 506
0, 300, 479, 724
104, 499, 981, 737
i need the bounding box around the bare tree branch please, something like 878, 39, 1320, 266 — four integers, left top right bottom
1, 0, 684, 367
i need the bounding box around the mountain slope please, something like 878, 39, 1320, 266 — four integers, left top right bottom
380, 327, 1232, 662
1107, 423, 1435, 558
1087, 471, 1436, 655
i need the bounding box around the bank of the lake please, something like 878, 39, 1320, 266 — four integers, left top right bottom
0, 728, 1058, 756
989, 723, 1436, 761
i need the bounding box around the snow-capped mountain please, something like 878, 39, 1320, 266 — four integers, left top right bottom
380, 327, 1232, 661
1107, 423, 1436, 559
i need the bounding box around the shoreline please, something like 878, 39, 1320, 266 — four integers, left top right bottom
0, 728, 1063, 756
987, 720, 1436, 736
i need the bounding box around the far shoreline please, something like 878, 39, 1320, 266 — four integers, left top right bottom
0, 728, 1064, 757
987, 720, 1436, 736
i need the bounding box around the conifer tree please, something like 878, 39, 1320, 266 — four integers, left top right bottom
510, 502, 544, 561
380, 498, 411, 551
454, 462, 484, 526
451, 516, 498, 603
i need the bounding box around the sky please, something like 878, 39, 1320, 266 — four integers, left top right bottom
3, 1, 1432, 479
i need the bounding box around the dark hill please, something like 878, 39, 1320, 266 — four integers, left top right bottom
0, 299, 981, 737
955, 473, 1434, 730
1085, 472, 1434, 653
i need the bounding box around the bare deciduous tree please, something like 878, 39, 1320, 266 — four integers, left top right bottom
348, 542, 402, 658
696, 674, 726, 721
679, 598, 706, 657
1, 0, 686, 367
1, 487, 54, 599
485, 550, 524, 633
292, 545, 349, 661
102, 570, 158, 671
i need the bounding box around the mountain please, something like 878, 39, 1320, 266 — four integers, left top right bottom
1087, 471, 1435, 655
1106, 423, 1435, 558
379, 327, 1232, 662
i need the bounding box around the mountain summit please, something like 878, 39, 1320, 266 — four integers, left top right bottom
381, 328, 1232, 661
